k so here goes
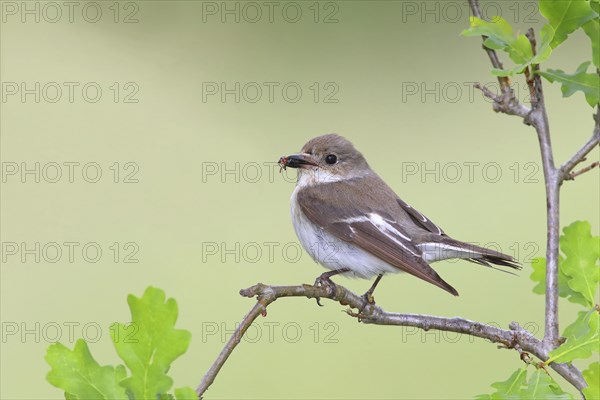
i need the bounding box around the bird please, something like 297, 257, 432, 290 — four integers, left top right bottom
278, 134, 520, 303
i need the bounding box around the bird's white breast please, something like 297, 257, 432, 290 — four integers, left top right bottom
290, 174, 398, 279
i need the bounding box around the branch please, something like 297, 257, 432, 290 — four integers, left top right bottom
559, 109, 600, 182
519, 29, 562, 349
474, 82, 530, 118
468, 1, 561, 350
196, 300, 267, 396
196, 283, 586, 398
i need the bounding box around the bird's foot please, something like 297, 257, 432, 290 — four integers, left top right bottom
361, 291, 376, 305
358, 274, 383, 311
312, 274, 337, 307
311, 268, 350, 307
357, 291, 376, 313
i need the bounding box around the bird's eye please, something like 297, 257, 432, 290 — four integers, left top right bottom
325, 154, 337, 165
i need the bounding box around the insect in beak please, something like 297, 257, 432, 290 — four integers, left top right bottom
278, 156, 288, 173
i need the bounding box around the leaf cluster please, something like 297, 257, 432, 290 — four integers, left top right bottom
462, 0, 600, 106
45, 287, 197, 400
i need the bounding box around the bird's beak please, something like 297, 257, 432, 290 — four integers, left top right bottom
280, 153, 318, 169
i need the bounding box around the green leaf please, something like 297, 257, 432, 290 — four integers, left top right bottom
45, 340, 128, 400
539, 62, 600, 107
583, 362, 600, 400
547, 309, 600, 364
175, 387, 199, 400
462, 17, 532, 65
530, 257, 590, 307
463, 17, 553, 76
507, 33, 535, 65
531, 221, 600, 305
519, 369, 574, 399
560, 221, 600, 306
533, 24, 556, 65
582, 17, 600, 68
540, 0, 597, 48
111, 287, 192, 400
477, 367, 573, 399
530, 257, 546, 295
463, 16, 516, 46
477, 367, 528, 399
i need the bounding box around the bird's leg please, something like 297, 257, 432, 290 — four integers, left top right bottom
314, 268, 350, 285
313, 268, 350, 307
362, 274, 384, 305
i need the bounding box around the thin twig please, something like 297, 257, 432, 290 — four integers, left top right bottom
195, 283, 587, 398
196, 300, 267, 398
567, 161, 599, 180
523, 65, 536, 107
467, 0, 510, 93
474, 82, 530, 118
559, 110, 600, 182
525, 29, 540, 109
467, 0, 530, 120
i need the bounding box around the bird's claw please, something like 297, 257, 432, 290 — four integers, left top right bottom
313, 275, 336, 307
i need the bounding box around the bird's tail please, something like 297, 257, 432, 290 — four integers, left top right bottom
418, 236, 521, 273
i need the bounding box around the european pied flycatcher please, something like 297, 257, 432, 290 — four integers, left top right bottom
279, 134, 520, 299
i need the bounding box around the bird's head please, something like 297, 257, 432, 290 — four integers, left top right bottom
279, 134, 370, 185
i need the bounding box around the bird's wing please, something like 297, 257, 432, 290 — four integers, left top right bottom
296, 181, 458, 296
396, 198, 445, 235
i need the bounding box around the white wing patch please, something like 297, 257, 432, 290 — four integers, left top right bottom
368, 213, 412, 241
341, 213, 418, 256
341, 215, 370, 224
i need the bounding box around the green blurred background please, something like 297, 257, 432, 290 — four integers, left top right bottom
1, 1, 598, 398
